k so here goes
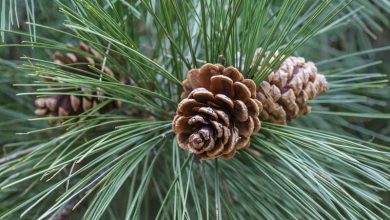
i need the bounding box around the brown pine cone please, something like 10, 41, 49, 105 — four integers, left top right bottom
34, 43, 124, 124
253, 49, 328, 124
34, 94, 121, 124
173, 64, 262, 160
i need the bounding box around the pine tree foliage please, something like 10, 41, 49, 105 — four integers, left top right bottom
0, 0, 389, 219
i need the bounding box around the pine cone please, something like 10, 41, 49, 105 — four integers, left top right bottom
253, 49, 328, 124
173, 64, 262, 160
34, 43, 124, 124
34, 94, 121, 124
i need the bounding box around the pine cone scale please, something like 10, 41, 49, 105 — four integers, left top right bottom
219, 93, 236, 107
233, 100, 248, 122
233, 82, 251, 101
189, 88, 214, 102
209, 75, 234, 97
242, 79, 257, 97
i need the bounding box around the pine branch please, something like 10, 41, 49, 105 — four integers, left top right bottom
0, 1, 389, 219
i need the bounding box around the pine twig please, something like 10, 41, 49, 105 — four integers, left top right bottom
51, 193, 86, 220
51, 169, 109, 220
0, 146, 38, 164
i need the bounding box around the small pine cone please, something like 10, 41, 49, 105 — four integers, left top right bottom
173, 64, 262, 160
34, 43, 124, 124
253, 49, 328, 124
34, 95, 121, 124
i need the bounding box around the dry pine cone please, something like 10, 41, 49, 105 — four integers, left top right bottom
173, 64, 262, 160
253, 49, 328, 124
34, 43, 123, 124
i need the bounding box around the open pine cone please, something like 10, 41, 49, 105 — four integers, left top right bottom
173, 64, 262, 160
34, 43, 125, 124
253, 49, 328, 124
